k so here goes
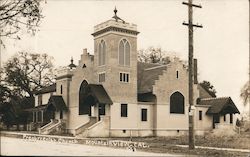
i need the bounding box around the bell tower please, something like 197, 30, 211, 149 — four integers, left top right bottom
92, 8, 139, 104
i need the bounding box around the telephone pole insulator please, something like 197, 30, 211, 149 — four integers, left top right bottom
182, 0, 202, 150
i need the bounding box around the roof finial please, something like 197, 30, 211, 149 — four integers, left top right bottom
71, 56, 73, 64
114, 6, 117, 16
112, 6, 125, 23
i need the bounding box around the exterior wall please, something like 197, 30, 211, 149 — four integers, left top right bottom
194, 106, 213, 132
66, 53, 96, 131
110, 102, 138, 129
94, 33, 138, 104
153, 59, 191, 134
34, 92, 55, 107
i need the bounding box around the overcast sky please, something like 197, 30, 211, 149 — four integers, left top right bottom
1, 0, 249, 114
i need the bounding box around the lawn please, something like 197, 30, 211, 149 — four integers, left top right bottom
110, 131, 250, 157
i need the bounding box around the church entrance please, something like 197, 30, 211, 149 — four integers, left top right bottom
98, 104, 105, 121
79, 80, 112, 120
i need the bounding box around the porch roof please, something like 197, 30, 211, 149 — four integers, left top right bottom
48, 95, 68, 111
199, 97, 240, 115
88, 84, 113, 105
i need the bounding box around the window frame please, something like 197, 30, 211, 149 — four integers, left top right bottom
141, 108, 148, 122
60, 85, 63, 94
121, 104, 128, 117
199, 110, 202, 120
119, 72, 130, 83
118, 39, 131, 66
170, 91, 185, 114
98, 40, 106, 66
98, 72, 106, 83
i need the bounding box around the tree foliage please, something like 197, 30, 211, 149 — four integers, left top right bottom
2, 52, 55, 97
138, 47, 173, 64
0, 0, 43, 42
240, 82, 249, 106
199, 80, 217, 98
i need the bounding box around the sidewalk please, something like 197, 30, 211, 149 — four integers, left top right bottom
176, 144, 250, 153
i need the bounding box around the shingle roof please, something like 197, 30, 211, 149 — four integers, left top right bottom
137, 62, 168, 93
138, 92, 156, 102
48, 95, 68, 111
33, 84, 56, 95
88, 84, 113, 104
199, 97, 240, 115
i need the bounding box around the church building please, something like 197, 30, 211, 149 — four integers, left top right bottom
28, 8, 240, 137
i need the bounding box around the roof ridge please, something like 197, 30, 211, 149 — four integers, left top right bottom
144, 65, 168, 71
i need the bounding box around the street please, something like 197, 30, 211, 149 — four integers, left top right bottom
0, 136, 181, 156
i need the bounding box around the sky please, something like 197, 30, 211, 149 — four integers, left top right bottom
1, 0, 249, 114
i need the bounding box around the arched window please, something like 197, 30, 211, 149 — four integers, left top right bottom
119, 39, 130, 66
98, 40, 106, 66
170, 92, 185, 114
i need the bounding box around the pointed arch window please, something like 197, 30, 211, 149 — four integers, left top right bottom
119, 39, 130, 66
98, 40, 106, 66
170, 92, 185, 114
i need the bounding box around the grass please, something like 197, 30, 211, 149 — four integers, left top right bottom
108, 131, 250, 156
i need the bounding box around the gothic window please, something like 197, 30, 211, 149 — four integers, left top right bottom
119, 39, 130, 66
98, 40, 106, 66
170, 92, 185, 114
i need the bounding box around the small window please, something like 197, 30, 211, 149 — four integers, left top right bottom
224, 115, 226, 122
176, 71, 179, 79
99, 73, 105, 82
38, 95, 42, 105
141, 109, 147, 121
199, 111, 202, 120
60, 85, 63, 94
121, 104, 128, 117
230, 114, 233, 124
120, 73, 129, 83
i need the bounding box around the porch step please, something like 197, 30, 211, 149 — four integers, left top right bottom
75, 117, 97, 136
39, 119, 65, 135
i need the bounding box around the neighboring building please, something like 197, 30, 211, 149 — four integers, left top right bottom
29, 9, 240, 137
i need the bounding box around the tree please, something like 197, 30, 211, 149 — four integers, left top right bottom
138, 47, 173, 64
0, 0, 43, 42
3, 52, 55, 97
199, 80, 217, 98
240, 82, 249, 106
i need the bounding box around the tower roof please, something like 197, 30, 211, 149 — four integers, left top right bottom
92, 7, 139, 37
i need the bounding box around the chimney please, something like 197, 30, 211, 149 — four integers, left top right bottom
194, 58, 198, 84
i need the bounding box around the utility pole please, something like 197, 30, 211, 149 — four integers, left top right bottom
182, 0, 202, 149
248, 0, 250, 119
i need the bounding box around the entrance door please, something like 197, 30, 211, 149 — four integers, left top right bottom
98, 104, 105, 121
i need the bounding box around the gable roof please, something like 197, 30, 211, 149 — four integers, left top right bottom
137, 62, 168, 93
33, 84, 56, 95
48, 95, 68, 111
88, 84, 113, 104
199, 97, 240, 115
